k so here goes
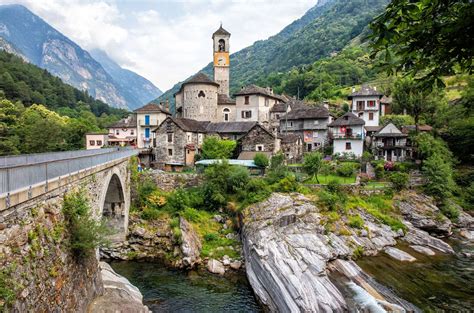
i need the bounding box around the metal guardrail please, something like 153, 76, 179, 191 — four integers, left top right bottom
0, 148, 138, 196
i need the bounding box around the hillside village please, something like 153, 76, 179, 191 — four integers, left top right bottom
87, 25, 432, 171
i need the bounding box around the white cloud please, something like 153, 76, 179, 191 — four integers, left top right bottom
0, 0, 316, 90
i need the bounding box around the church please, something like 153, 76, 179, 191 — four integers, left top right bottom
174, 25, 286, 126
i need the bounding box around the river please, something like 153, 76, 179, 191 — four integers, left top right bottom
357, 238, 474, 311
110, 261, 262, 313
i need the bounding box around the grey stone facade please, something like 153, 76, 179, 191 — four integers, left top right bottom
240, 125, 275, 153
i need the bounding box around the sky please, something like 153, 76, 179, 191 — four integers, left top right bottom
0, 0, 317, 90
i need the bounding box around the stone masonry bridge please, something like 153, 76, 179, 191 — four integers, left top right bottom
0, 148, 138, 241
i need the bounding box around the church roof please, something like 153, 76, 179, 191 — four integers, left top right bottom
212, 25, 231, 38
234, 84, 285, 101
185, 73, 220, 86
134, 103, 171, 114
218, 94, 236, 105
328, 112, 365, 127
348, 85, 384, 99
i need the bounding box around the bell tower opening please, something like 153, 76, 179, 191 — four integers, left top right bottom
212, 24, 231, 97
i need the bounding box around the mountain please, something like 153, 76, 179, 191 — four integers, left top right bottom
90, 49, 162, 108
0, 4, 161, 110
155, 0, 389, 110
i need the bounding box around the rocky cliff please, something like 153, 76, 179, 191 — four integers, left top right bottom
241, 192, 470, 312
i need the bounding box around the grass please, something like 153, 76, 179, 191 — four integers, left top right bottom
364, 181, 390, 189
304, 174, 356, 184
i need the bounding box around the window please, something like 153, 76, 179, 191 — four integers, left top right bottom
256, 144, 264, 151
369, 112, 374, 120
145, 128, 150, 138
275, 114, 280, 119
313, 120, 319, 125
96, 140, 102, 146
218, 39, 225, 52
223, 108, 230, 122
265, 98, 269, 107
244, 96, 249, 104
346, 142, 352, 150
367, 100, 376, 107
198, 90, 205, 98
307, 143, 312, 152
167, 133, 173, 143
241, 111, 252, 119
131, 129, 135, 136
187, 134, 192, 142
356, 101, 364, 110
168, 149, 173, 156
89, 140, 95, 146
145, 115, 150, 125
115, 129, 119, 135
358, 112, 363, 118
198, 134, 203, 144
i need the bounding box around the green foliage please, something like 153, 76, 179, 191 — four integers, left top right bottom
440, 203, 460, 220
389, 172, 409, 191
0, 265, 18, 310
336, 162, 357, 177
422, 154, 456, 202
238, 178, 272, 207
348, 215, 365, 229
415, 133, 453, 164
303, 152, 323, 183
463, 182, 474, 211
369, 0, 473, 88
352, 246, 365, 260
272, 174, 299, 193
201, 136, 237, 159
317, 186, 347, 212
62, 190, 110, 257
380, 114, 415, 128
253, 153, 269, 168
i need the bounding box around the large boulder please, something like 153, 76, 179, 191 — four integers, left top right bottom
402, 222, 454, 254
395, 192, 452, 235
179, 217, 202, 268
207, 259, 225, 275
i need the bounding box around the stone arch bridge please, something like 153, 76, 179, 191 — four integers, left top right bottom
0, 148, 138, 241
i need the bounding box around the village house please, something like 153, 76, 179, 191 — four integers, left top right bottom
278, 133, 303, 162
134, 102, 171, 148
107, 115, 137, 147
85, 132, 108, 150
328, 112, 365, 157
205, 121, 257, 140
372, 123, 410, 162
279, 102, 331, 153
237, 124, 276, 160
349, 85, 387, 127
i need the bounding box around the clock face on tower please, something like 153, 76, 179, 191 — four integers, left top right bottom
214, 52, 229, 67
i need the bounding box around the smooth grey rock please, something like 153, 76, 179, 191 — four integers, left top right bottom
385, 247, 416, 262
403, 222, 455, 254
230, 261, 242, 270
222, 255, 231, 266
179, 217, 202, 268
459, 229, 474, 240
207, 259, 225, 275
410, 245, 435, 256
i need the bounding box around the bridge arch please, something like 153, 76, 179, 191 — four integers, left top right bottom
99, 167, 130, 242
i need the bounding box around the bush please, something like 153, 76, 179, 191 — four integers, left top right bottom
273, 175, 299, 192
303, 152, 323, 183
239, 178, 272, 205
422, 153, 455, 202
348, 215, 364, 229
464, 182, 474, 211
374, 162, 385, 179
389, 172, 409, 191
62, 190, 110, 257
201, 136, 237, 159
165, 188, 191, 213
253, 153, 269, 168
336, 162, 356, 177
440, 203, 460, 220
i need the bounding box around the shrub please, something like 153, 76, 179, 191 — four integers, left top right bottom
239, 178, 272, 206
204, 233, 219, 242
348, 215, 364, 229
273, 175, 299, 193
440, 203, 460, 220
62, 190, 110, 257
165, 189, 190, 213
303, 152, 323, 183
422, 153, 455, 202
389, 172, 409, 191
318, 189, 346, 211
253, 153, 269, 168
336, 162, 356, 177
362, 151, 373, 162
326, 180, 341, 193
464, 182, 474, 211
375, 162, 385, 179
201, 136, 237, 159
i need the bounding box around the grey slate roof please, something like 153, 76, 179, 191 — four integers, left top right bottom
282, 104, 329, 120
348, 85, 384, 99
279, 133, 302, 144
108, 115, 137, 128
205, 121, 257, 133
134, 103, 171, 114
212, 25, 231, 38
185, 73, 219, 86
154, 117, 209, 133
218, 94, 236, 105
270, 102, 287, 112
234, 84, 285, 101
328, 112, 365, 127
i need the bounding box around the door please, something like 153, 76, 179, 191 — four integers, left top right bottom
387, 150, 392, 161
145, 115, 150, 125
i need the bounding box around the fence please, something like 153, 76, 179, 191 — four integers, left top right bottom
0, 148, 138, 196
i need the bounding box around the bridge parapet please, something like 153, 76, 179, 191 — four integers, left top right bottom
0, 148, 138, 211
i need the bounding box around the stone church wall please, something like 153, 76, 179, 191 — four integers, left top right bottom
182, 83, 219, 122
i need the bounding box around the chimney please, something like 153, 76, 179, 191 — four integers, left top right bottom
352, 86, 356, 93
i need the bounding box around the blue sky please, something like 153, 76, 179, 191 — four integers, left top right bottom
0, 0, 317, 90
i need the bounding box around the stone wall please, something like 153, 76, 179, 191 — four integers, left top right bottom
148, 171, 201, 192
0, 159, 131, 311
240, 125, 275, 153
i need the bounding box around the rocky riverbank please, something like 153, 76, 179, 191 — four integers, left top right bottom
241, 192, 473, 311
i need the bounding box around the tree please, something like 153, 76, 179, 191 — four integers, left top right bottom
201, 136, 237, 159
253, 153, 269, 168
370, 0, 474, 88
303, 152, 323, 183
380, 114, 415, 129
422, 153, 456, 203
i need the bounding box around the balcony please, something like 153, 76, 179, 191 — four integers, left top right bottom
138, 119, 160, 126
332, 133, 363, 140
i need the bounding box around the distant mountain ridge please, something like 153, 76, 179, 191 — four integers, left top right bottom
155, 0, 388, 111
0, 4, 162, 110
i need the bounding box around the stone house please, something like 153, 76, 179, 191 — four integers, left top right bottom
234, 85, 286, 127
153, 117, 208, 170
238, 124, 276, 159
372, 123, 410, 162
134, 103, 171, 148
205, 121, 257, 140
107, 115, 137, 147
328, 112, 365, 157
279, 104, 331, 153
279, 133, 303, 163
348, 85, 387, 127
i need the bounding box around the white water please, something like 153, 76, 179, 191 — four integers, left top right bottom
346, 281, 387, 313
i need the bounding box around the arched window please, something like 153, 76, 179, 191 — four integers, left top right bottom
218, 39, 225, 52
198, 90, 205, 98
223, 108, 230, 122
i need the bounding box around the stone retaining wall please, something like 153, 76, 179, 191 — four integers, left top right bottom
148, 171, 201, 192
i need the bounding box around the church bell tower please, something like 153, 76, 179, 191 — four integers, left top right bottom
212, 24, 230, 96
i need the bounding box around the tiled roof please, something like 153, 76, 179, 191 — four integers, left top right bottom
234, 84, 285, 101
364, 126, 382, 132
185, 73, 219, 86
270, 102, 287, 112
328, 112, 365, 127
279, 133, 302, 144
217, 94, 236, 105
134, 103, 171, 114
173, 118, 210, 132
205, 121, 257, 133
108, 115, 137, 128
401, 125, 433, 133
212, 25, 231, 38
282, 104, 329, 120
348, 85, 384, 99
